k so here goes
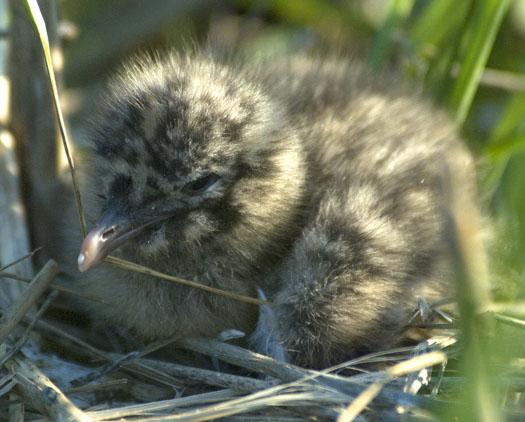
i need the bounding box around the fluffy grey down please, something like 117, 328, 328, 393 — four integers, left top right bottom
47, 52, 478, 368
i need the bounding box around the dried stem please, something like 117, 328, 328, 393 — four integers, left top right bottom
0, 260, 58, 345
0, 271, 110, 304
0, 291, 58, 366
136, 356, 274, 392
0, 247, 42, 272
22, 0, 86, 237
337, 352, 446, 422
105, 255, 266, 306
88, 389, 239, 421
5, 354, 90, 421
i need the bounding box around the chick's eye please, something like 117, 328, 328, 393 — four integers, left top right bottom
183, 173, 219, 195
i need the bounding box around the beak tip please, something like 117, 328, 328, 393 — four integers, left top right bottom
77, 252, 89, 272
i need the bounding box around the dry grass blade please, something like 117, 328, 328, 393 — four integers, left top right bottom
0, 260, 58, 345
66, 378, 128, 395
337, 352, 446, 422
387, 352, 447, 378
0, 271, 110, 304
488, 302, 525, 316
70, 337, 178, 386
87, 389, 239, 420
0, 247, 42, 272
337, 383, 383, 422
493, 313, 525, 328
136, 384, 347, 421
29, 318, 108, 361
451, 66, 525, 93
105, 255, 266, 306
0, 291, 58, 366
22, 0, 86, 237
318, 336, 454, 376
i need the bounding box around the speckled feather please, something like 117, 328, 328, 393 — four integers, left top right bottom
48, 51, 478, 368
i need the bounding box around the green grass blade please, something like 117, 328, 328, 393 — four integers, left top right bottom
487, 135, 525, 160
369, 0, 415, 70
410, 0, 471, 48
489, 92, 525, 146
449, 0, 512, 125
265, 0, 374, 39
483, 93, 525, 201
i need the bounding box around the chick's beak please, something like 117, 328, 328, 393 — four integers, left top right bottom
77, 210, 135, 272
78, 208, 174, 272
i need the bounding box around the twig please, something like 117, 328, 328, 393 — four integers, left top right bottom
32, 319, 276, 408
176, 337, 309, 382
0, 373, 16, 397
136, 356, 275, 392
5, 354, 90, 421
0, 272, 30, 282
0, 260, 58, 345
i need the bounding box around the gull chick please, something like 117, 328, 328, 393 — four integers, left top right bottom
51, 52, 479, 368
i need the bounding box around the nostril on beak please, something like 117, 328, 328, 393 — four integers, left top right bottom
101, 226, 118, 241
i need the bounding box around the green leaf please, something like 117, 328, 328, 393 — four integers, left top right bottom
482, 93, 525, 197
369, 0, 415, 70
410, 0, 472, 48
449, 0, 512, 125
489, 92, 525, 145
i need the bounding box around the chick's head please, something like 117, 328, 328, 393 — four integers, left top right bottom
78, 54, 295, 271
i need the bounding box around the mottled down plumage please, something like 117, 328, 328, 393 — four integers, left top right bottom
49, 52, 479, 368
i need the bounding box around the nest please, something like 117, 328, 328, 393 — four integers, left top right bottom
0, 257, 458, 420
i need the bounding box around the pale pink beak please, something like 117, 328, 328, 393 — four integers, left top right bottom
78, 209, 177, 272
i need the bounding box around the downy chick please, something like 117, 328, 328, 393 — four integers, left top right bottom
50, 52, 478, 368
